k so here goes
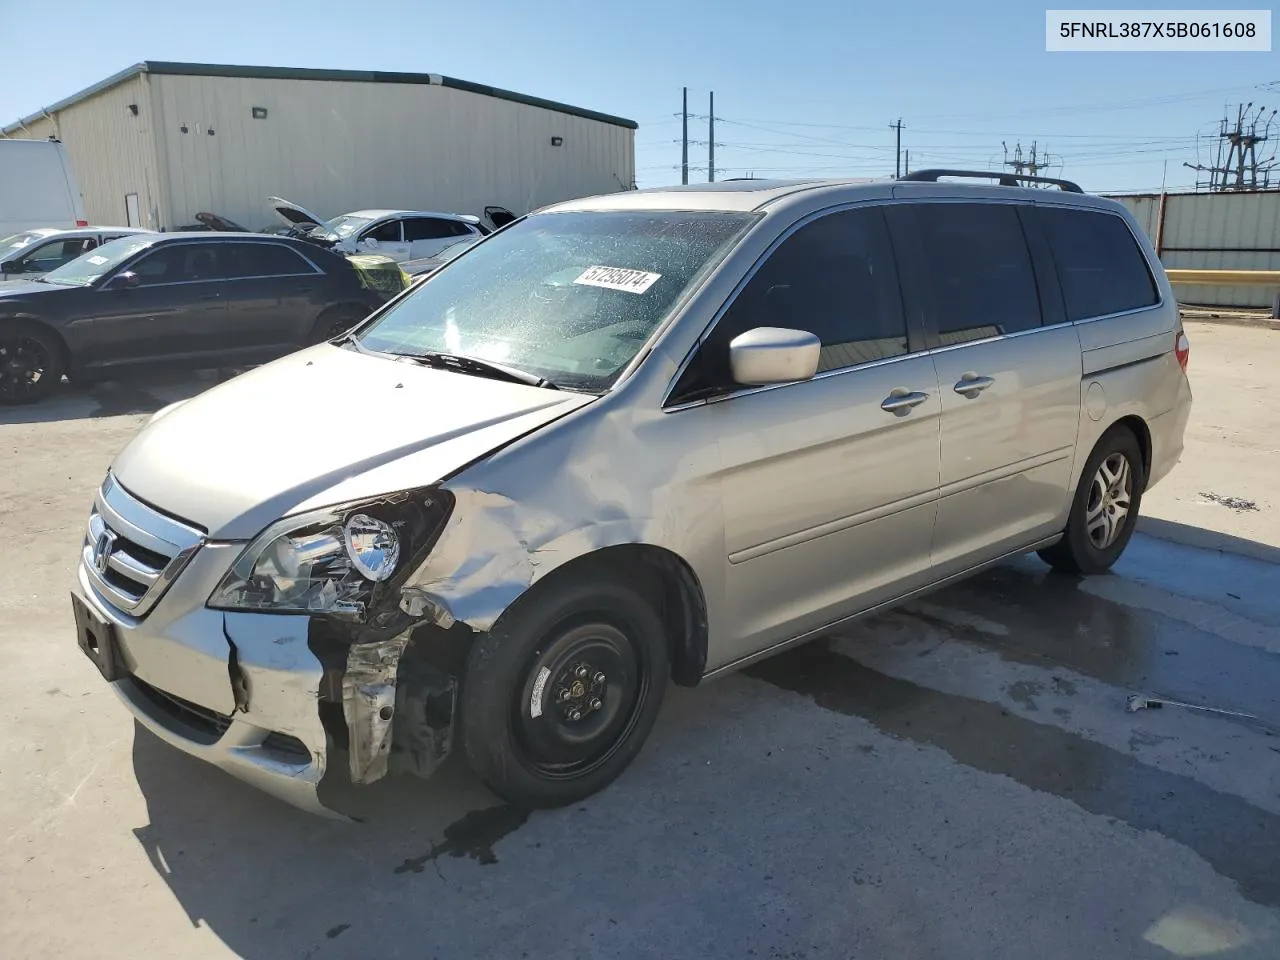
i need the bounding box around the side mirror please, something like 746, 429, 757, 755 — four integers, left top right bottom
107, 271, 140, 290
363, 237, 379, 249
0, 259, 20, 273
728, 327, 821, 386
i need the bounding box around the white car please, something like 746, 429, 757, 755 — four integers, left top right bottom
0, 226, 154, 280
269, 197, 487, 263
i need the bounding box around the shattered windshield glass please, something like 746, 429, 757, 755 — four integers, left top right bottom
356, 210, 757, 391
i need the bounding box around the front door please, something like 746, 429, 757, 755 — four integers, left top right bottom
79, 241, 229, 370
676, 205, 941, 665
895, 201, 1082, 575
357, 219, 411, 261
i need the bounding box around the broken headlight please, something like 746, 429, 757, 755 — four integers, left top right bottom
208, 489, 453, 618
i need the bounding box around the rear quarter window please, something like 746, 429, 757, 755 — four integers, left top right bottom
1039, 207, 1159, 321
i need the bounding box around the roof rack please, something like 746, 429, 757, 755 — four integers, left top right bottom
899, 168, 1083, 193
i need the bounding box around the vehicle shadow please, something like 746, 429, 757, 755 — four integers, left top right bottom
0, 368, 247, 426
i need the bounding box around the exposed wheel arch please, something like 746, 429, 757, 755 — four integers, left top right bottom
486, 543, 709, 688
1112, 414, 1151, 477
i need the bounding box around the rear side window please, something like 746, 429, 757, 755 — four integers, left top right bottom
706, 207, 908, 381
405, 218, 470, 241
223, 242, 317, 277
912, 203, 1041, 345
1039, 207, 1158, 321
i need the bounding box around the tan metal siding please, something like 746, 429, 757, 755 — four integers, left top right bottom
150, 74, 635, 231
3, 77, 161, 229
1112, 191, 1280, 307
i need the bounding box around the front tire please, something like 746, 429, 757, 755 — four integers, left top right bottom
0, 321, 64, 405
460, 574, 669, 809
1039, 425, 1145, 575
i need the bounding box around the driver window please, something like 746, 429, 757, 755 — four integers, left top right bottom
363, 220, 402, 243
130, 244, 227, 285
670, 206, 907, 403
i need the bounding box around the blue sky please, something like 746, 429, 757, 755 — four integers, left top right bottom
2, 0, 1276, 193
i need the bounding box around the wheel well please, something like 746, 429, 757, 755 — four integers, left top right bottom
1112, 415, 1151, 477
2, 317, 70, 372
510, 545, 709, 687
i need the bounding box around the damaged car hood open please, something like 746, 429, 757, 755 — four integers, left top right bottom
111, 345, 595, 539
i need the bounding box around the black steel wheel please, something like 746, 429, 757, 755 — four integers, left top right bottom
461, 573, 668, 808
0, 322, 64, 405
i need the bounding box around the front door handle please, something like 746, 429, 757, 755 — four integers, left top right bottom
953, 374, 994, 396
881, 388, 930, 413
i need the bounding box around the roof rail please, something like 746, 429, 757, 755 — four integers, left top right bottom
899, 168, 1084, 193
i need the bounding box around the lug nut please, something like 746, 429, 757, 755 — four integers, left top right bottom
593, 672, 606, 685
589, 698, 602, 711
569, 709, 583, 721
575, 665, 589, 679
557, 688, 570, 701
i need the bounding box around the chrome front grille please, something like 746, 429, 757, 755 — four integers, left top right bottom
82, 475, 204, 617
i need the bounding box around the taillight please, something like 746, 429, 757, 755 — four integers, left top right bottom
76, 220, 88, 227
1175, 331, 1190, 372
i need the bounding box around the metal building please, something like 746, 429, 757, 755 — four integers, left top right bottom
1108, 189, 1280, 308
0, 61, 637, 232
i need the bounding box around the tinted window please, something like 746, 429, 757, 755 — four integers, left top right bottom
1039, 207, 1158, 321
404, 217, 466, 241
700, 207, 907, 387
913, 203, 1041, 345
364, 220, 402, 243
131, 243, 231, 284
223, 242, 316, 278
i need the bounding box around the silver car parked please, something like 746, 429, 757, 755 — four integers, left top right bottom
70, 172, 1192, 816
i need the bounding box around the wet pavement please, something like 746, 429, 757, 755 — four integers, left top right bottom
2, 347, 1280, 958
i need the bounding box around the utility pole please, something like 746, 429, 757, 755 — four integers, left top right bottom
904, 150, 909, 176
681, 87, 688, 185
708, 91, 715, 183
890, 118, 905, 178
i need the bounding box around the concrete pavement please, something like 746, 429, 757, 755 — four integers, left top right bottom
1, 323, 1277, 959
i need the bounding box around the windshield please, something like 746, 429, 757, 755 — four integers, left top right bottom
1, 232, 48, 258
42, 235, 156, 287
357, 210, 757, 391
323, 214, 374, 240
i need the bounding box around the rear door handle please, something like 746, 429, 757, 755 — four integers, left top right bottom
881, 388, 930, 413
198, 292, 221, 301
953, 374, 994, 396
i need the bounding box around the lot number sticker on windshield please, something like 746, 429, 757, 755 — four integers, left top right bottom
574, 265, 662, 294
86, 255, 109, 265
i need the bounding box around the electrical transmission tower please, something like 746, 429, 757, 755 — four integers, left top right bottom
1002, 141, 1057, 183
1184, 103, 1278, 191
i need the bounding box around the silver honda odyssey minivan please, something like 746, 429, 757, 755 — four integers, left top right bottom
71, 172, 1192, 816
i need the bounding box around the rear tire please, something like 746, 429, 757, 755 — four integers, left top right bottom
1038, 425, 1145, 575
0, 321, 64, 405
307, 305, 365, 346
460, 573, 669, 809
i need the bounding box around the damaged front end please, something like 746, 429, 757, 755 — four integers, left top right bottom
210, 486, 468, 798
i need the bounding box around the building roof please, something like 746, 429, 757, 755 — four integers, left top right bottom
1, 61, 638, 136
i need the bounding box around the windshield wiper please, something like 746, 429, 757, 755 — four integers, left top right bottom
392, 350, 558, 389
